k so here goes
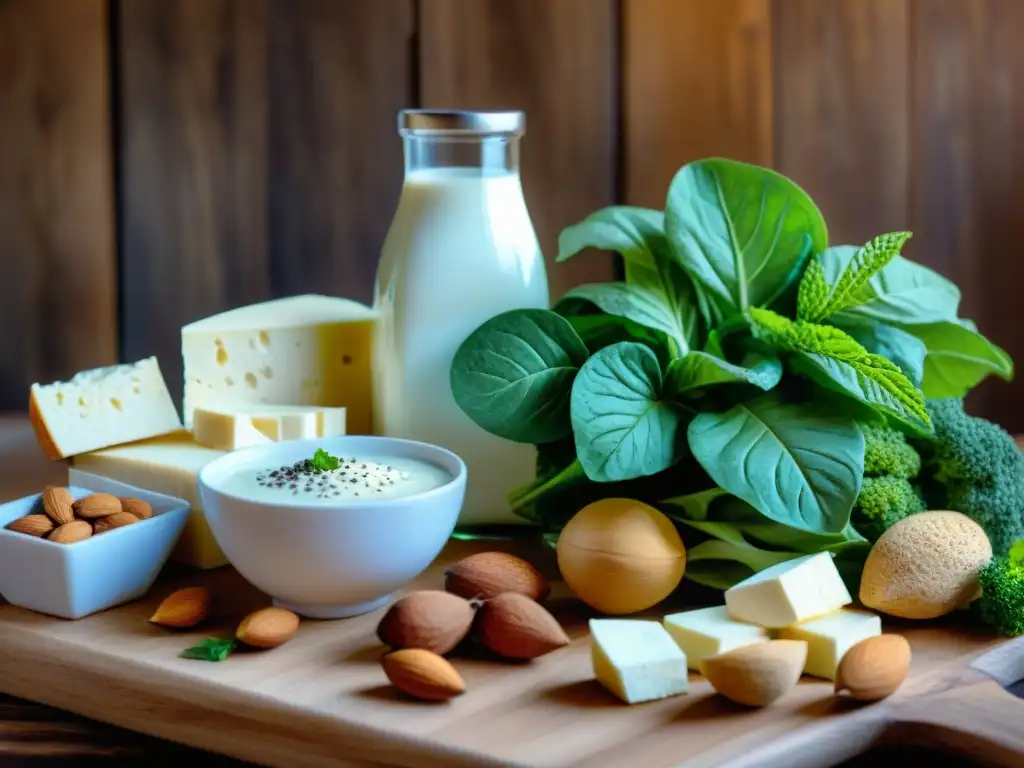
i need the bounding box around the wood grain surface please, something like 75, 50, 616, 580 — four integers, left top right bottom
419, 0, 618, 301
622, 0, 773, 208
0, 0, 117, 408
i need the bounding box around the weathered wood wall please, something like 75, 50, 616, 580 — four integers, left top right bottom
1, 0, 1022, 428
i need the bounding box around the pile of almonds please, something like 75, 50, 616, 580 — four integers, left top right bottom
150, 586, 300, 656
378, 551, 570, 701
5, 486, 151, 544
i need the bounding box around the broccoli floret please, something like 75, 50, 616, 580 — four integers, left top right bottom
915, 398, 1024, 556
977, 540, 1024, 636
862, 424, 921, 479
852, 476, 926, 541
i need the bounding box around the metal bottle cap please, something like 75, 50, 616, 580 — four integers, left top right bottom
398, 109, 525, 136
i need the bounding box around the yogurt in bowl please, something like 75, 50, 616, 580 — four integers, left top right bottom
197, 436, 466, 619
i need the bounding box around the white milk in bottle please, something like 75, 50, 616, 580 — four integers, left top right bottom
373, 110, 549, 532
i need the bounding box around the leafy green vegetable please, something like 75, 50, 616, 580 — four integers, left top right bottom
570, 342, 686, 481
687, 393, 864, 533
748, 307, 931, 434
182, 638, 237, 662
665, 158, 828, 324
450, 309, 589, 444
447, 155, 1013, 602
311, 448, 340, 472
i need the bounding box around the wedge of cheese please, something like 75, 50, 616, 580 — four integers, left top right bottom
724, 552, 852, 628
181, 295, 375, 434
192, 405, 347, 451
590, 619, 689, 704
72, 431, 227, 569
778, 609, 882, 680
663, 606, 771, 670
29, 358, 182, 460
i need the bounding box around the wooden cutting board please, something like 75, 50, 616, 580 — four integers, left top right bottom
1, 537, 1022, 768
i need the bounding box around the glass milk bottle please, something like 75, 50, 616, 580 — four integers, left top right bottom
373, 110, 549, 535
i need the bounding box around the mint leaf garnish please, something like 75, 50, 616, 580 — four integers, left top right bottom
181, 637, 237, 662
312, 448, 340, 471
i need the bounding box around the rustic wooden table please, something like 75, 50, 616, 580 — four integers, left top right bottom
0, 416, 1008, 766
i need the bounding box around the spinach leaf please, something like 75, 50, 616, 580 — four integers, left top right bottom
683, 539, 802, 590
820, 249, 960, 325
903, 320, 1013, 398
829, 316, 927, 388
665, 349, 781, 398
570, 342, 686, 482
687, 393, 864, 534
557, 206, 666, 269
660, 487, 728, 520
563, 313, 668, 358
665, 158, 828, 323
451, 309, 589, 444
749, 307, 931, 435
559, 282, 691, 357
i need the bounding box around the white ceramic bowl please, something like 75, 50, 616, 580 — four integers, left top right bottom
0, 472, 190, 620
197, 435, 466, 619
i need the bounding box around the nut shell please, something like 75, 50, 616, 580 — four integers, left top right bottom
377, 590, 476, 655
237, 607, 300, 649
73, 493, 122, 520
92, 512, 139, 534
119, 497, 153, 520
150, 587, 211, 628
382, 649, 466, 701
445, 551, 550, 602
42, 487, 75, 525
701, 640, 807, 708
835, 634, 911, 701
6, 514, 55, 537
48, 520, 94, 544
475, 592, 570, 660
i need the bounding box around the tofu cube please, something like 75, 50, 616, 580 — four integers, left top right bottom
590, 619, 689, 704
663, 606, 771, 670
778, 609, 882, 680
725, 552, 852, 628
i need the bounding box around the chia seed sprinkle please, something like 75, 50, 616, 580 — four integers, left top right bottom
255, 456, 416, 500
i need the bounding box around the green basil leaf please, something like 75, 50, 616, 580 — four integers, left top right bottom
820, 249, 960, 325
559, 282, 691, 357
829, 317, 927, 388
562, 313, 668, 358
687, 393, 864, 533
665, 349, 782, 398
557, 206, 666, 269
660, 487, 728, 521
570, 342, 685, 482
451, 309, 590, 444
665, 158, 828, 323
903, 320, 1014, 398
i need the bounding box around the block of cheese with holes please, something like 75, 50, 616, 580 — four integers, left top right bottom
181, 295, 375, 434
72, 431, 228, 569
192, 405, 347, 451
29, 358, 182, 460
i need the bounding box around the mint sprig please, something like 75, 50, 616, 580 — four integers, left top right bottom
311, 448, 340, 471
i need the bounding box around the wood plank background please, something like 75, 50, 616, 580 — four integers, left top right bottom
1, 0, 1023, 430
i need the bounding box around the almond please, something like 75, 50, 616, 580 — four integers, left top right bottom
835, 634, 911, 701
382, 649, 466, 701
237, 607, 300, 649
445, 551, 550, 602
48, 519, 93, 544
92, 512, 139, 534
150, 587, 211, 628
73, 493, 122, 519
41, 486, 75, 525
6, 514, 55, 537
475, 592, 569, 660
377, 590, 476, 655
119, 497, 153, 520
700, 640, 807, 708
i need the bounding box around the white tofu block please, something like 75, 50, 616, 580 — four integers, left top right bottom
663, 606, 772, 670
725, 552, 852, 628
778, 609, 882, 680
590, 619, 689, 704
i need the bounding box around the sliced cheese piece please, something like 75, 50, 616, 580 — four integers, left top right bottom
29, 357, 182, 460
590, 619, 689, 704
724, 552, 852, 629
778, 609, 882, 680
72, 431, 227, 569
182, 295, 374, 434
192, 405, 347, 450
663, 606, 771, 670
